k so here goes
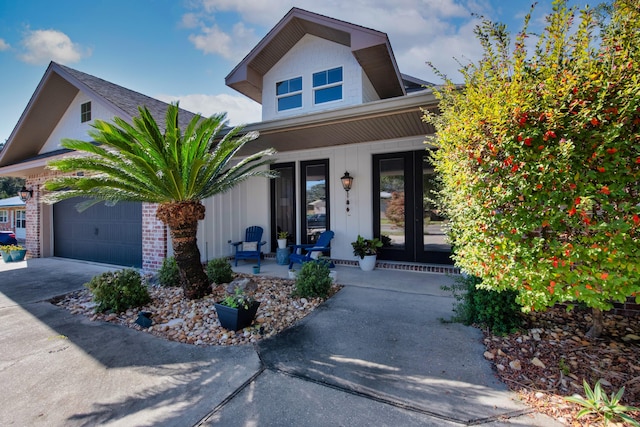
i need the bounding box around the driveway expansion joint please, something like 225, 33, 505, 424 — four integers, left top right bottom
194, 364, 267, 426
258, 360, 538, 426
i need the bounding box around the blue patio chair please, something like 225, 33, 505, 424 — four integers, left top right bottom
288, 230, 334, 269
230, 226, 267, 267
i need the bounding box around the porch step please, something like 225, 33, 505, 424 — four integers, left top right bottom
263, 253, 460, 275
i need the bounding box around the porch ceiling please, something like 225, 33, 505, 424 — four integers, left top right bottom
238, 93, 439, 155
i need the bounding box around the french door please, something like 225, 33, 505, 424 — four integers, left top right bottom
270, 159, 330, 250
270, 163, 296, 252
300, 159, 329, 245
373, 150, 452, 264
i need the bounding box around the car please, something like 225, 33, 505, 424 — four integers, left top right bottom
0, 231, 18, 246
307, 213, 326, 228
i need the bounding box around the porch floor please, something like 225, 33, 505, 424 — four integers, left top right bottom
230, 257, 460, 295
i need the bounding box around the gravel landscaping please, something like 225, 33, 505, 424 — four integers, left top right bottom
52, 273, 342, 346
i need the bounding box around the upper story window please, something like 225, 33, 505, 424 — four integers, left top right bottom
0, 210, 7, 223
81, 101, 92, 123
313, 67, 343, 105
276, 77, 302, 112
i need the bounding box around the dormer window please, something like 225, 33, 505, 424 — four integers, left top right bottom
313, 67, 342, 105
276, 77, 302, 111
81, 101, 92, 123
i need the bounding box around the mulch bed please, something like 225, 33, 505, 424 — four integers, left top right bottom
483, 306, 640, 425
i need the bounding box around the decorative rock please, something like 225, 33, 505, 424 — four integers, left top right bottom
166, 318, 184, 327
484, 351, 495, 360
49, 275, 341, 348
226, 277, 258, 294
509, 360, 522, 370
531, 357, 546, 368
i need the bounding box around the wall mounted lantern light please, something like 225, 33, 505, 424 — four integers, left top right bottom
341, 172, 353, 212
18, 186, 33, 203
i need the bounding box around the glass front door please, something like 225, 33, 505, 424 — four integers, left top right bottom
373, 151, 451, 264
270, 163, 296, 251
300, 159, 329, 245
270, 160, 331, 250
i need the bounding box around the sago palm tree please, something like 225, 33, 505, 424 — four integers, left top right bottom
45, 103, 276, 299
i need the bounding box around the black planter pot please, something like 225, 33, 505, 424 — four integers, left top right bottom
214, 301, 260, 331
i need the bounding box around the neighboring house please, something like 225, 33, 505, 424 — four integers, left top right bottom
0, 196, 26, 240
0, 62, 197, 269
0, 7, 452, 271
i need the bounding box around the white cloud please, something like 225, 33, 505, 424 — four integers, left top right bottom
155, 92, 261, 126
188, 20, 257, 61
397, 18, 484, 83
180, 12, 201, 29
0, 39, 10, 51
18, 29, 90, 65
184, 0, 494, 82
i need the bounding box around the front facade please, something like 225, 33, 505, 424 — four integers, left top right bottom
0, 196, 26, 240
0, 8, 451, 270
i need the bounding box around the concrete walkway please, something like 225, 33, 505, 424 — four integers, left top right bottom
0, 258, 561, 426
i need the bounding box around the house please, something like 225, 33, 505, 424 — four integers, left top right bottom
0, 196, 26, 240
0, 7, 452, 271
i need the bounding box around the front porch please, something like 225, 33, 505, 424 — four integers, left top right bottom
230, 257, 460, 293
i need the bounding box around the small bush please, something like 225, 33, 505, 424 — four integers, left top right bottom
85, 269, 150, 313
295, 260, 332, 298
207, 257, 234, 284
157, 257, 180, 287
442, 274, 522, 334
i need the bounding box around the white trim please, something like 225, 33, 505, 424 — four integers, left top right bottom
276, 75, 303, 113
15, 210, 26, 239
312, 66, 343, 106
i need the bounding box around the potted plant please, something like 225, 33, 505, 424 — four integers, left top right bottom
214, 287, 261, 331
0, 245, 13, 262
351, 235, 383, 271
9, 245, 27, 262
277, 231, 289, 249
1, 244, 26, 262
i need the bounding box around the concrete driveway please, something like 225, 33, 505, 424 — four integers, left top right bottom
0, 258, 561, 426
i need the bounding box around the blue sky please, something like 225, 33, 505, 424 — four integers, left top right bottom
0, 0, 596, 144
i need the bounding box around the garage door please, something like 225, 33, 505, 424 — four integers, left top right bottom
53, 198, 142, 267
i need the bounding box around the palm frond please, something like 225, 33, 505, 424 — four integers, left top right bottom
44, 102, 277, 206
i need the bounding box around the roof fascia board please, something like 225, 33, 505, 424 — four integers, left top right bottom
0, 62, 59, 166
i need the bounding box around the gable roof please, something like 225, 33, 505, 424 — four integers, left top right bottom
0, 62, 197, 173
402, 74, 434, 93
225, 7, 405, 104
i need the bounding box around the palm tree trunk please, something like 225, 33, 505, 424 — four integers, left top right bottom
157, 201, 210, 299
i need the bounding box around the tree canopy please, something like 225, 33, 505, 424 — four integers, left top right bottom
424, 0, 639, 327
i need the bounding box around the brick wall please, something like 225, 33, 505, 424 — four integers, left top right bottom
24, 175, 50, 258
613, 297, 640, 317
142, 203, 167, 273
